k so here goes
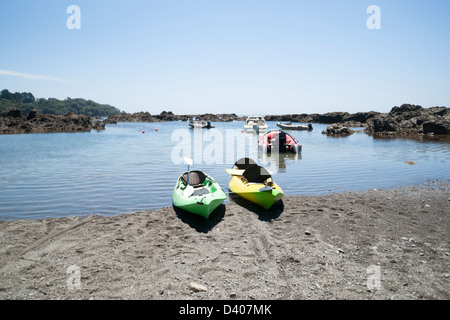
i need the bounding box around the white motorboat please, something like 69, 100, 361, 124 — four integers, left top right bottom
277, 122, 313, 131
244, 116, 268, 133
188, 117, 214, 129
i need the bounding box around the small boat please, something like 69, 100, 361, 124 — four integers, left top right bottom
188, 117, 214, 129
277, 122, 312, 131
244, 116, 268, 133
258, 130, 302, 153
226, 158, 284, 210
172, 158, 226, 218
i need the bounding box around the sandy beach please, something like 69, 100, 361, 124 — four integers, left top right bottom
0, 180, 449, 300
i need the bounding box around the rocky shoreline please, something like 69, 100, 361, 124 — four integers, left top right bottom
103, 104, 449, 137
2, 104, 449, 136
103, 111, 240, 124
0, 108, 105, 134
365, 104, 450, 136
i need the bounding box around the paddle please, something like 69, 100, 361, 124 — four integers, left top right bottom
183, 157, 194, 197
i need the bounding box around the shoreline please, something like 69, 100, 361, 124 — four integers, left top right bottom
2, 103, 449, 136
1, 180, 449, 300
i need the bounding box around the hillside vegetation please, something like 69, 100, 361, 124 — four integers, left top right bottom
0, 89, 121, 117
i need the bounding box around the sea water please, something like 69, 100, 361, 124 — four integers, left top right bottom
1, 121, 449, 219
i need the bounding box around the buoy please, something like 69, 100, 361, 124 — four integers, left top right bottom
241, 129, 244, 133
155, 128, 158, 131
142, 130, 145, 133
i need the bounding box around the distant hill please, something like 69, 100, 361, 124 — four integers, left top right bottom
0, 89, 122, 117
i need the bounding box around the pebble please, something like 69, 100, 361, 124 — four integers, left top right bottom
189, 282, 207, 292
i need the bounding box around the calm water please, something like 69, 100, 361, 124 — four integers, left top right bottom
1, 121, 449, 220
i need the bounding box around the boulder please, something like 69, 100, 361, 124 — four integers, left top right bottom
317, 112, 350, 124
4, 108, 23, 118
389, 104, 423, 116
322, 123, 355, 135
27, 109, 38, 120
366, 105, 450, 135
422, 119, 450, 134
366, 114, 400, 133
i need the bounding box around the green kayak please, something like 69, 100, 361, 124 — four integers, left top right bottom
172, 170, 227, 219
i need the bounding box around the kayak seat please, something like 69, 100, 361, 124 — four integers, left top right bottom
182, 170, 207, 188
242, 165, 272, 184
233, 157, 257, 170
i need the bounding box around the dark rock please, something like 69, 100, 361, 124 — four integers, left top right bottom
0, 110, 105, 134
366, 114, 400, 133
317, 112, 350, 124
366, 105, 450, 135
422, 119, 450, 134
104, 111, 241, 123
27, 109, 38, 120
322, 123, 355, 135
92, 121, 106, 130
344, 111, 380, 123
4, 108, 23, 119
389, 104, 423, 116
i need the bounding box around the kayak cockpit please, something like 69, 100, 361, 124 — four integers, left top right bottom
226, 158, 284, 209
242, 165, 272, 184
180, 170, 217, 195
182, 170, 207, 188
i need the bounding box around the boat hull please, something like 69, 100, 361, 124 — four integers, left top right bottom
277, 122, 312, 131
172, 174, 226, 219
258, 130, 302, 154
228, 175, 284, 210
188, 118, 214, 129
244, 116, 268, 133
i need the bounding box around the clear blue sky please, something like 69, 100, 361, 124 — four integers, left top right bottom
1, 0, 449, 115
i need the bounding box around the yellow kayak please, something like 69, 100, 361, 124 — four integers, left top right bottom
226, 158, 284, 210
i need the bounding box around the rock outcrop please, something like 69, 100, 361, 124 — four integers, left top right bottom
322, 123, 355, 136
6, 104, 447, 137
265, 111, 380, 126
104, 111, 240, 124
0, 108, 106, 134
366, 104, 450, 135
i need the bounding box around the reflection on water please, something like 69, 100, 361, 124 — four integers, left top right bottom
0, 121, 449, 220
258, 151, 302, 173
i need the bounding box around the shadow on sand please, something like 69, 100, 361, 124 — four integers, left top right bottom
173, 204, 225, 233
228, 193, 284, 221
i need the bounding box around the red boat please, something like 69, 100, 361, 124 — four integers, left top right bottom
258, 130, 302, 153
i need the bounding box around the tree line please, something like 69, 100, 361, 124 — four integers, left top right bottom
0, 89, 122, 117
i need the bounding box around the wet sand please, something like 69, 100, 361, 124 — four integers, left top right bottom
0, 180, 449, 300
